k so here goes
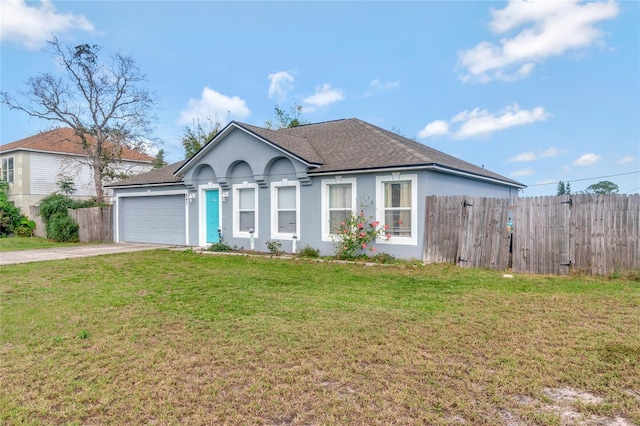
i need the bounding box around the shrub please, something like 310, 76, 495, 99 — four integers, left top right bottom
371, 252, 397, 264
38, 193, 91, 242
46, 212, 79, 242
0, 209, 20, 237
332, 207, 389, 259
266, 240, 283, 256
298, 245, 320, 258
0, 180, 25, 237
208, 241, 232, 252
38, 193, 77, 223
74, 198, 101, 209
14, 217, 36, 237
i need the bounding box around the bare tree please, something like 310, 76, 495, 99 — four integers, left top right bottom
1, 37, 157, 203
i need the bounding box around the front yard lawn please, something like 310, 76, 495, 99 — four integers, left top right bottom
1, 250, 638, 425
0, 236, 81, 252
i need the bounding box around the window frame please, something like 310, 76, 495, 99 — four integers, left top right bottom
375, 173, 418, 246
2, 157, 14, 183
321, 177, 357, 242
232, 183, 258, 238
270, 180, 300, 240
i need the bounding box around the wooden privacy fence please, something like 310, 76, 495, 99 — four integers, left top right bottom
29, 205, 113, 243
29, 206, 47, 238
67, 207, 113, 243
423, 194, 640, 276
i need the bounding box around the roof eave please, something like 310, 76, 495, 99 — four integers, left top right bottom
105, 181, 185, 189
308, 163, 526, 188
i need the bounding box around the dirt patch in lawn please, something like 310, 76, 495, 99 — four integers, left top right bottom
486, 387, 637, 425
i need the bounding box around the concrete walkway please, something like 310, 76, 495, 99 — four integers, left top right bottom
0, 243, 175, 266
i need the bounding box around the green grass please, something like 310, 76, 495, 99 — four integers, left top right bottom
0, 236, 81, 252
1, 250, 639, 425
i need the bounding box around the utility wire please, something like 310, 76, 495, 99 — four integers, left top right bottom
526, 170, 640, 187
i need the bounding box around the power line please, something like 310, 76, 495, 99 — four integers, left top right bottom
526, 170, 640, 187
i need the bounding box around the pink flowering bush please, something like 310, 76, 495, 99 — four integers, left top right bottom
332, 209, 389, 259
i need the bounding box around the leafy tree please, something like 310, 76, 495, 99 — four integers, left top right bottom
153, 149, 167, 169
1, 37, 157, 203
585, 180, 619, 195
265, 103, 308, 130
557, 181, 572, 195
181, 117, 220, 159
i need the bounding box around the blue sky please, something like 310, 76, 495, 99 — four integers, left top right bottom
1, 0, 638, 196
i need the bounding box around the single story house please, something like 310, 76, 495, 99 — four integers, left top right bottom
107, 118, 524, 259
0, 128, 154, 211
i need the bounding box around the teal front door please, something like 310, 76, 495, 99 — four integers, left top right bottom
206, 190, 220, 243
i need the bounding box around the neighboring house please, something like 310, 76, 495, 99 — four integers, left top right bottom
107, 118, 525, 259
0, 128, 154, 211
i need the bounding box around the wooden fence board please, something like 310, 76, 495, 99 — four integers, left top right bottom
424, 195, 464, 264
424, 194, 637, 276
29, 206, 47, 238
453, 196, 510, 270
67, 207, 113, 243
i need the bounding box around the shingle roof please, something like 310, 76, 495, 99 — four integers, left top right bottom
236, 123, 325, 165
105, 160, 186, 187
243, 118, 523, 186
117, 118, 523, 188
0, 127, 154, 163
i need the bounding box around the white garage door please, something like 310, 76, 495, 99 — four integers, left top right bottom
120, 195, 186, 245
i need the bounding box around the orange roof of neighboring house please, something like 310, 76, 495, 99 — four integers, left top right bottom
0, 127, 154, 162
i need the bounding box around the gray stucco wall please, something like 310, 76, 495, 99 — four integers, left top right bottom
114, 127, 520, 259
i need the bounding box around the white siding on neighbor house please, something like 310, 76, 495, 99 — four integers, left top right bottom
30, 152, 94, 196
29, 152, 153, 197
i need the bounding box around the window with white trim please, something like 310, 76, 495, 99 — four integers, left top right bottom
2, 157, 14, 183
321, 177, 357, 240
233, 184, 257, 237
376, 174, 418, 245
271, 181, 299, 239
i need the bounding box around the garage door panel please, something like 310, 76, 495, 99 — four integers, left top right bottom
121, 195, 186, 245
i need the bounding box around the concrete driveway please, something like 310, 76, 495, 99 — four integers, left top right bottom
0, 243, 176, 266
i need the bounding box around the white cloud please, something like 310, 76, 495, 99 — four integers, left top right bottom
0, 0, 95, 50
457, 105, 548, 138
508, 151, 536, 162
511, 168, 534, 177
573, 153, 601, 166
458, 0, 619, 82
508, 146, 561, 162
617, 155, 636, 164
364, 79, 400, 96
540, 147, 561, 158
420, 104, 548, 140
418, 120, 449, 138
178, 87, 250, 126
303, 84, 344, 111
267, 71, 294, 102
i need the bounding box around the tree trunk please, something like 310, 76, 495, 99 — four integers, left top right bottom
93, 166, 105, 204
